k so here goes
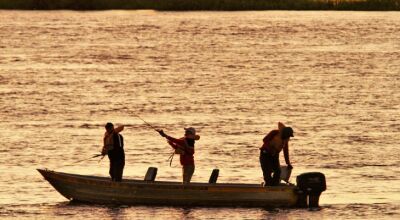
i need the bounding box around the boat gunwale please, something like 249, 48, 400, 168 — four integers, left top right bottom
36, 168, 306, 208
37, 168, 296, 190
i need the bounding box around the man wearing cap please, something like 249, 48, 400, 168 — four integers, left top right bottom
157, 127, 200, 184
102, 122, 125, 182
259, 122, 294, 186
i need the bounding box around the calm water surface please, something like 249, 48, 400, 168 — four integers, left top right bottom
0, 10, 399, 219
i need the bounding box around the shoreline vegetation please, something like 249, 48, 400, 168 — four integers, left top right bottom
0, 0, 399, 11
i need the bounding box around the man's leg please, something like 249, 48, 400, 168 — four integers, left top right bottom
271, 155, 281, 186
260, 152, 273, 186
109, 161, 115, 181
115, 160, 125, 182
182, 165, 195, 184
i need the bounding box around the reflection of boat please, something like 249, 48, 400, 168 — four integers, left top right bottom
37, 168, 326, 208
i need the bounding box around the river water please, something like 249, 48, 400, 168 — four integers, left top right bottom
0, 10, 399, 219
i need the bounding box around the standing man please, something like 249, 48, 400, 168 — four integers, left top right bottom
157, 127, 200, 184
102, 122, 125, 182
259, 122, 294, 186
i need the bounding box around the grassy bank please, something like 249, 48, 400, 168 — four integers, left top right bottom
0, 0, 399, 11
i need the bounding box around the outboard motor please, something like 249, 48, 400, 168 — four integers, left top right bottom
296, 172, 326, 208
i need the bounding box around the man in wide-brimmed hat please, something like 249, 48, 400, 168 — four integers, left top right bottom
259, 122, 294, 186
157, 127, 200, 184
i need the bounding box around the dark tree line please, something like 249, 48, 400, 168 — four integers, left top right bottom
0, 0, 399, 11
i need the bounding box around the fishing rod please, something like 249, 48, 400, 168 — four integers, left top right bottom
133, 114, 176, 166
54, 154, 103, 170
71, 154, 103, 164
133, 114, 159, 132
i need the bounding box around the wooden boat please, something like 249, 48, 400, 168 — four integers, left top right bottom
37, 167, 326, 208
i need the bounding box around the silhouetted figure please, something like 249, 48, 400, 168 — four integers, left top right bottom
157, 127, 200, 184
260, 122, 294, 186
102, 122, 125, 182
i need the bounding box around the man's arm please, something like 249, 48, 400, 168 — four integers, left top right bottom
283, 140, 293, 169
278, 122, 285, 130
157, 129, 186, 152
114, 125, 124, 133
157, 129, 181, 142
102, 133, 110, 155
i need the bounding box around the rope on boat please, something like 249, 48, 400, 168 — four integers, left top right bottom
167, 152, 174, 167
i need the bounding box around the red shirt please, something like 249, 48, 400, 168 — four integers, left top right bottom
260, 130, 279, 153
166, 136, 195, 166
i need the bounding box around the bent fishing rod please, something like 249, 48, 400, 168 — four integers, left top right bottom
133, 114, 176, 166
133, 114, 159, 132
